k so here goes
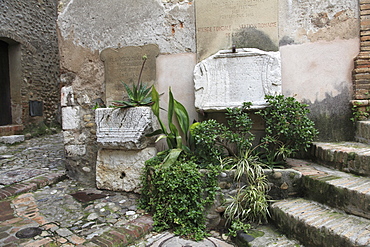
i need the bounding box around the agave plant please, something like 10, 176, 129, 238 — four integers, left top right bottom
111, 55, 153, 108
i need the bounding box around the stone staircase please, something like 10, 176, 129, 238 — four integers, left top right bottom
267, 120, 370, 247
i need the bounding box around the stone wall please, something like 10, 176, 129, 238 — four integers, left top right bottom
0, 0, 60, 129
58, 0, 361, 184
351, 0, 370, 121
58, 0, 196, 184
279, 0, 360, 141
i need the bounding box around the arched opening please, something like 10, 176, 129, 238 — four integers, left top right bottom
0, 40, 12, 126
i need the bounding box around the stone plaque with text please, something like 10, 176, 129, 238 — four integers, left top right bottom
195, 0, 279, 61
100, 44, 159, 106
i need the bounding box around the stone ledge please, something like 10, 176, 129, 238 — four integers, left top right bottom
0, 172, 66, 200
0, 135, 25, 144
311, 142, 370, 176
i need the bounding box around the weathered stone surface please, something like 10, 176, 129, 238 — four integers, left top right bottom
61, 86, 75, 107
95, 107, 158, 150
196, 0, 279, 60
279, 1, 359, 44
100, 45, 159, 106
62, 107, 81, 130
0, 135, 25, 144
194, 48, 281, 111
356, 120, 370, 144
96, 147, 157, 193
57, 0, 195, 54
1, 0, 60, 126
65, 145, 87, 157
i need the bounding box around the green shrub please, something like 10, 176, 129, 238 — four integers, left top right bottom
257, 95, 318, 166
191, 102, 254, 165
139, 153, 219, 240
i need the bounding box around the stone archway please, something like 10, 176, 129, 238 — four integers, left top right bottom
0, 40, 12, 126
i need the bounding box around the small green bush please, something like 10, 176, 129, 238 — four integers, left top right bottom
257, 95, 318, 166
139, 153, 219, 240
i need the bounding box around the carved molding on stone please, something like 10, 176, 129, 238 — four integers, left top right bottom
194, 48, 282, 112
95, 107, 159, 150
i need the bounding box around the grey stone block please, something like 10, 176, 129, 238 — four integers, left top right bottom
0, 135, 25, 144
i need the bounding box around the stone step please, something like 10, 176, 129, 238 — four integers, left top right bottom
270, 198, 370, 247
244, 224, 304, 247
0, 135, 25, 144
311, 141, 370, 176
356, 120, 370, 144
288, 158, 370, 220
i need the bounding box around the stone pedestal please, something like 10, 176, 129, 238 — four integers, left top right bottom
194, 48, 281, 112
95, 107, 158, 192
96, 147, 157, 193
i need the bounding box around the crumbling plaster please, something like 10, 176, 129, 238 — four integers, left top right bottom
57, 0, 195, 53
58, 0, 362, 184
278, 0, 360, 141
279, 0, 359, 44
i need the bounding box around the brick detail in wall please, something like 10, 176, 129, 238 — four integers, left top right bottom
353, 0, 370, 100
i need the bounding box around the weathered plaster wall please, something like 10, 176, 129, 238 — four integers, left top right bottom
0, 0, 60, 128
59, 0, 361, 184
279, 0, 360, 141
58, 0, 196, 184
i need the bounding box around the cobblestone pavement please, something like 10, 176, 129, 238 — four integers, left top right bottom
0, 133, 237, 247
0, 133, 157, 247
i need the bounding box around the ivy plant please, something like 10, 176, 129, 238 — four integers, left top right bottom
139, 153, 219, 241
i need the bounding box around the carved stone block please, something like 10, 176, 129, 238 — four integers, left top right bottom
96, 147, 157, 193
194, 48, 281, 112
95, 107, 158, 149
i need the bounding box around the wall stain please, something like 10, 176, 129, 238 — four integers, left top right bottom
303, 89, 355, 142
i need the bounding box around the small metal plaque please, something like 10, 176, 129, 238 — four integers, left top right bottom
29, 101, 43, 117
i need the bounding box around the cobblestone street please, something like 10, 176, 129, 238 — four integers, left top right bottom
0, 133, 235, 247
0, 133, 155, 246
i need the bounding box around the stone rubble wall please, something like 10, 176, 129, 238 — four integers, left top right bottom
0, 0, 60, 127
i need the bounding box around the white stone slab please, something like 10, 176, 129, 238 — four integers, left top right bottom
65, 145, 86, 157
96, 147, 157, 193
61, 86, 75, 107
0, 135, 25, 144
62, 106, 81, 130
95, 107, 158, 150
194, 48, 282, 112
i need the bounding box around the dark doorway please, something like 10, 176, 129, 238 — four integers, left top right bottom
0, 40, 12, 126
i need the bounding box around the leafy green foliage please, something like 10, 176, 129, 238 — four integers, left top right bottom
191, 102, 254, 165
147, 87, 198, 168
139, 153, 219, 241
227, 220, 251, 237
222, 148, 270, 225
111, 55, 153, 108
350, 104, 370, 122
257, 95, 318, 166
